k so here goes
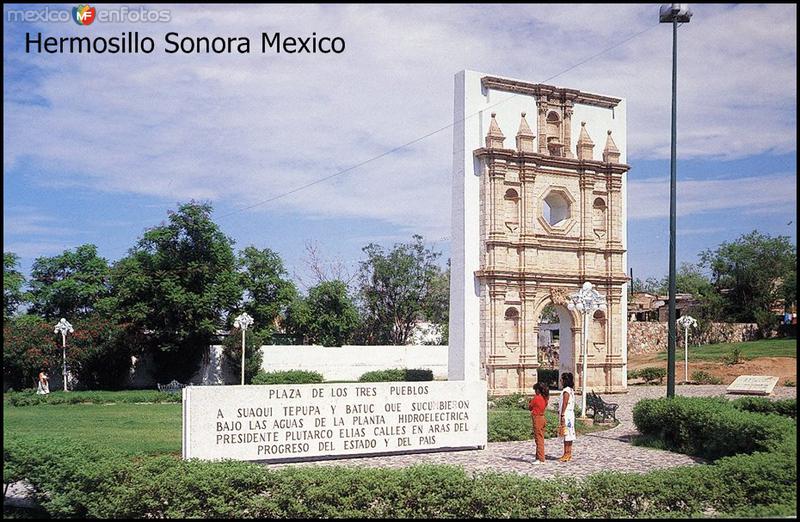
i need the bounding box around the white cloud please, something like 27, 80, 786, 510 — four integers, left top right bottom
3, 3, 797, 238
628, 172, 797, 220
3, 241, 78, 259
3, 207, 76, 237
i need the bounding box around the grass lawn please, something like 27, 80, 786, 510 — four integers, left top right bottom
655, 337, 796, 362
3, 403, 182, 456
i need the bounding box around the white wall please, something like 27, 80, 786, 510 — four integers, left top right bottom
124, 345, 447, 387
259, 345, 449, 381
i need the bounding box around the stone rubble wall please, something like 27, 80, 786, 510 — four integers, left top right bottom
627, 322, 760, 355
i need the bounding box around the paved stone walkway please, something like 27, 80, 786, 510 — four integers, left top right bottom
260, 385, 797, 480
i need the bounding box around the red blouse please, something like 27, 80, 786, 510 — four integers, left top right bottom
529, 394, 547, 416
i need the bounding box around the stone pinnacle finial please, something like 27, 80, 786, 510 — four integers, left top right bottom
486, 112, 505, 148
603, 130, 620, 163
515, 112, 535, 153
576, 121, 595, 161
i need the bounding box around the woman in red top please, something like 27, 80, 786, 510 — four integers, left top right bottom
529, 382, 549, 463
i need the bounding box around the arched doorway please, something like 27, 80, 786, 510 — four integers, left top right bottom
536, 299, 574, 388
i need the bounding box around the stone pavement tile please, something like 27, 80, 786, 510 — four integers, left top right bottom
260, 385, 795, 479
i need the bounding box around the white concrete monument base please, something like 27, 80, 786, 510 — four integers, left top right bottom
183, 381, 487, 462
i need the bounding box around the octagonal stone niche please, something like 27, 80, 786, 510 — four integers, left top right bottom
538, 186, 577, 235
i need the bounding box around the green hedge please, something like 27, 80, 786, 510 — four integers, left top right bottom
690, 370, 722, 385
628, 367, 666, 384
488, 409, 564, 441
731, 397, 796, 418
4, 437, 795, 518
357, 369, 433, 382
4, 390, 181, 407
488, 392, 529, 410
251, 370, 324, 385
632, 396, 796, 461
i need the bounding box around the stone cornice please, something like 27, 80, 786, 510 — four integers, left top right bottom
481, 76, 622, 109
474, 269, 629, 285
474, 148, 630, 175
485, 239, 626, 255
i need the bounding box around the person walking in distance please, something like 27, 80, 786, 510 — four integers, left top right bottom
558, 372, 576, 462
36, 368, 50, 395
529, 382, 549, 463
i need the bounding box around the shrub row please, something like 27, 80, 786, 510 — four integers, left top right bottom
731, 396, 796, 418
632, 396, 796, 461
357, 369, 433, 382
4, 389, 181, 407
628, 367, 666, 384
487, 409, 563, 441
251, 370, 324, 385
488, 392, 530, 410
4, 438, 795, 518
691, 370, 722, 384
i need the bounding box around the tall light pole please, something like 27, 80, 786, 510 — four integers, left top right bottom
234, 312, 254, 385
677, 315, 698, 384
54, 318, 74, 392
568, 282, 607, 419
659, 3, 693, 398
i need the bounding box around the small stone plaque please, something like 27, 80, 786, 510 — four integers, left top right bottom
726, 375, 779, 395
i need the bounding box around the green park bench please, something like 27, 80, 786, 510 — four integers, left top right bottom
157, 379, 186, 392
587, 391, 619, 423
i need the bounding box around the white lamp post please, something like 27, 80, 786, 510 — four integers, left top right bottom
233, 312, 254, 385
54, 318, 74, 392
568, 282, 607, 419
677, 315, 698, 384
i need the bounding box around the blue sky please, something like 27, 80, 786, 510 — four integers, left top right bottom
3, 4, 797, 290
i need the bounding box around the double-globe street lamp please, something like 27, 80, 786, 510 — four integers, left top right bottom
234, 312, 254, 385
568, 282, 607, 419
677, 314, 698, 384
659, 3, 693, 398
54, 318, 74, 392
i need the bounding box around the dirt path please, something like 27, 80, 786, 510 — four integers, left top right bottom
628, 354, 796, 385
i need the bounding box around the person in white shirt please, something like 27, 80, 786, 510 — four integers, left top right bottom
557, 372, 576, 462
36, 369, 50, 395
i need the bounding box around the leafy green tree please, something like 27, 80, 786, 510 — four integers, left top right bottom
672, 263, 725, 321
222, 328, 267, 384
422, 260, 449, 344
630, 276, 664, 295
62, 314, 145, 390
3, 316, 58, 389
3, 252, 26, 320
105, 202, 242, 381
235, 246, 297, 335
357, 235, 446, 345
700, 230, 796, 335
27, 244, 109, 319
285, 280, 360, 346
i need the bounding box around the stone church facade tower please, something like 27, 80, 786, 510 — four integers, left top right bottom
449, 72, 630, 396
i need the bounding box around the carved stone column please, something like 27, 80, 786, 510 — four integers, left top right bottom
608, 175, 623, 249
563, 105, 574, 159
537, 103, 548, 154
